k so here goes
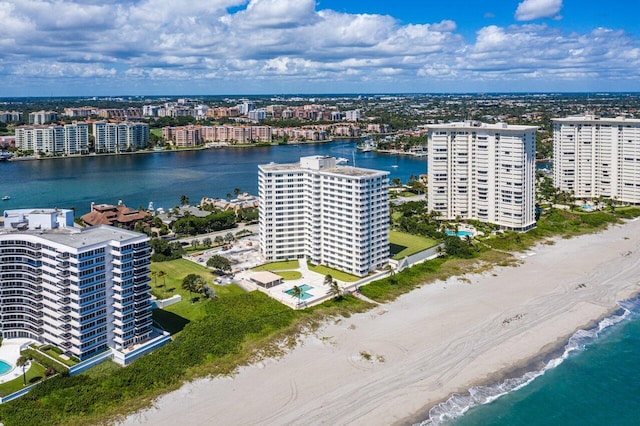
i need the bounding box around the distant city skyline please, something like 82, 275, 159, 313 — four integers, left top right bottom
1, 0, 638, 96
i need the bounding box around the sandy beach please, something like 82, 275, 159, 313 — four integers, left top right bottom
122, 218, 640, 426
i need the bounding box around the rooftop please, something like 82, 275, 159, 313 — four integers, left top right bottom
427, 121, 538, 132
259, 156, 387, 178
552, 115, 640, 124
0, 224, 147, 248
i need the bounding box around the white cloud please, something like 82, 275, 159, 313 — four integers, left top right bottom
0, 0, 639, 93
515, 0, 563, 21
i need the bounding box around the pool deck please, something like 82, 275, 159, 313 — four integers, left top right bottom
237, 259, 391, 309
0, 338, 36, 384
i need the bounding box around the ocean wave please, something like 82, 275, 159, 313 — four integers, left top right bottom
418, 295, 640, 426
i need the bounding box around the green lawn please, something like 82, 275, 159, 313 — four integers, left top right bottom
149, 259, 246, 332
389, 230, 440, 260
150, 128, 163, 138
307, 263, 360, 282
41, 348, 77, 367
252, 260, 300, 271
274, 271, 302, 280
0, 362, 46, 397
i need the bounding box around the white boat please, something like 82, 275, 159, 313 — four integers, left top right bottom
0, 152, 12, 161
2, 196, 10, 201
336, 157, 349, 164
391, 165, 398, 168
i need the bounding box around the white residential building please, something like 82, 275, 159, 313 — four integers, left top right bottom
0, 209, 153, 360
553, 115, 640, 204
93, 122, 149, 153
29, 110, 58, 125
427, 121, 537, 231
15, 123, 89, 155
258, 156, 389, 277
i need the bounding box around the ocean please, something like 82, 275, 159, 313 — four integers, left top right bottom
421, 295, 640, 426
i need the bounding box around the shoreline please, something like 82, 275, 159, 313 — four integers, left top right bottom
402, 302, 632, 425
122, 219, 640, 426
4, 137, 363, 162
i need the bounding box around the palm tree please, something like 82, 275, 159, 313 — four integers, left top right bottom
182, 273, 202, 303
326, 280, 343, 301
16, 356, 29, 386
180, 194, 189, 206
157, 270, 167, 296
150, 270, 158, 287
233, 187, 241, 197
290, 285, 303, 306
323, 274, 333, 287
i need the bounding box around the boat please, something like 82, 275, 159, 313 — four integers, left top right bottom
0, 151, 12, 161
391, 165, 398, 168
2, 196, 10, 201
336, 157, 349, 165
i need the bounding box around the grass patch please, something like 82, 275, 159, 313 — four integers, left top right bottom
149, 258, 245, 331
0, 362, 47, 397
389, 230, 440, 260
307, 263, 360, 282
252, 260, 300, 271
41, 348, 77, 367
274, 271, 302, 280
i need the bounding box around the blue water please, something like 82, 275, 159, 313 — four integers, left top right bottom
0, 360, 11, 375
421, 296, 640, 426
445, 230, 473, 237
285, 285, 314, 300
0, 140, 428, 214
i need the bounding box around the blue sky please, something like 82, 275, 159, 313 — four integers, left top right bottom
0, 0, 639, 96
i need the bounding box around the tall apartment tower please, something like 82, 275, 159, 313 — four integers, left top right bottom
427, 121, 537, 231
0, 209, 153, 360
92, 122, 149, 153
552, 115, 640, 203
258, 156, 389, 277
15, 123, 88, 155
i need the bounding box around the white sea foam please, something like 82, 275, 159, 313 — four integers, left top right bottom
418, 295, 640, 426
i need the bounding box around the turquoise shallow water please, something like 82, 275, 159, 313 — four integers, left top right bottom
0, 360, 11, 375
420, 296, 640, 426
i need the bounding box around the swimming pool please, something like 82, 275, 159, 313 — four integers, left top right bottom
445, 230, 474, 237
284, 284, 314, 300
0, 360, 12, 375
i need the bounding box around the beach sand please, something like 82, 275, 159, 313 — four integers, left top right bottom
122, 219, 640, 426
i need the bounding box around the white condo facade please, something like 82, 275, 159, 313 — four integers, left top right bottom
93, 122, 150, 153
553, 115, 640, 204
427, 121, 537, 231
0, 209, 153, 360
258, 156, 389, 277
15, 123, 89, 155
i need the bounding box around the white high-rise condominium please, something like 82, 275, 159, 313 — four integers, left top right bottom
258, 156, 389, 277
427, 121, 537, 231
15, 123, 89, 155
93, 122, 150, 153
0, 209, 153, 360
553, 115, 640, 204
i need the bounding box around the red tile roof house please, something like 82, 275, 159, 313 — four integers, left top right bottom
81, 201, 149, 229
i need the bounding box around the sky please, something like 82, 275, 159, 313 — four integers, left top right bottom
1, 0, 639, 96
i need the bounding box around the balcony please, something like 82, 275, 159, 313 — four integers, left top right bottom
57, 270, 71, 278
56, 252, 70, 260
